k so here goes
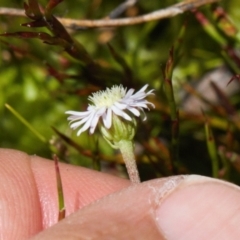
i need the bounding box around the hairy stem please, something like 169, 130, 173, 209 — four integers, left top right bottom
118, 140, 140, 184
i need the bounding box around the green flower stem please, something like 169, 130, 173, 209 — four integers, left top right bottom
118, 140, 140, 184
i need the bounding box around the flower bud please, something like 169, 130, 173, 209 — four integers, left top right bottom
100, 114, 137, 148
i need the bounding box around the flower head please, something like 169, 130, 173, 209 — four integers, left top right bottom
66, 84, 154, 137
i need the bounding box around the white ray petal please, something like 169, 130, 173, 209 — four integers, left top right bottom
138, 84, 149, 92
102, 108, 112, 129
67, 114, 88, 122
69, 114, 91, 129
127, 107, 140, 116
66, 110, 90, 117
114, 101, 128, 110
88, 107, 106, 133
111, 105, 132, 121
87, 105, 97, 111
124, 88, 135, 99
132, 84, 148, 97
142, 113, 147, 121
129, 102, 147, 108
67, 116, 82, 122
146, 89, 154, 95
89, 115, 101, 134
76, 112, 95, 136
147, 102, 155, 108
130, 84, 152, 100
131, 101, 154, 109
131, 91, 147, 100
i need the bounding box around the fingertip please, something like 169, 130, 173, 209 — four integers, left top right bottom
155, 175, 240, 240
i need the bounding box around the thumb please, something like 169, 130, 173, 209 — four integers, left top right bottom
31, 175, 240, 240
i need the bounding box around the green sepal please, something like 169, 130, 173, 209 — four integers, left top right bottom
100, 114, 137, 148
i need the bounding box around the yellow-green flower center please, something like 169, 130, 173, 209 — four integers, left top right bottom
89, 85, 126, 107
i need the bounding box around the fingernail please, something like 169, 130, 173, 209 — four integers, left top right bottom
154, 175, 240, 240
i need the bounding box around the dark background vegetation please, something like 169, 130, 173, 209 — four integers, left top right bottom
1, 0, 240, 183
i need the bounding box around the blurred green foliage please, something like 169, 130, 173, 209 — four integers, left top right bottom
1, 0, 240, 183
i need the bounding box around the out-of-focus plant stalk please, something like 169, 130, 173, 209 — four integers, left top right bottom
194, 9, 240, 72
204, 115, 219, 178
92, 137, 101, 171
163, 48, 179, 171
217, 124, 234, 180
212, 6, 238, 38
194, 10, 227, 46
5, 104, 47, 143
218, 146, 230, 180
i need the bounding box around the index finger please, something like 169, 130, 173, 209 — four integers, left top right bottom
0, 148, 129, 239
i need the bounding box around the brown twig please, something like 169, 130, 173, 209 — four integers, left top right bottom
0, 0, 219, 29
0, 7, 25, 16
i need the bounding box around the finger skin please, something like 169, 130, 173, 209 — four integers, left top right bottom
0, 149, 42, 239
2, 148, 240, 240
0, 148, 129, 239
31, 176, 240, 240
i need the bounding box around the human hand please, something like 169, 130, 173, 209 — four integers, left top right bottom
1, 148, 240, 240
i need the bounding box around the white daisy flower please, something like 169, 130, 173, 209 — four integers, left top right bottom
66, 84, 154, 136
